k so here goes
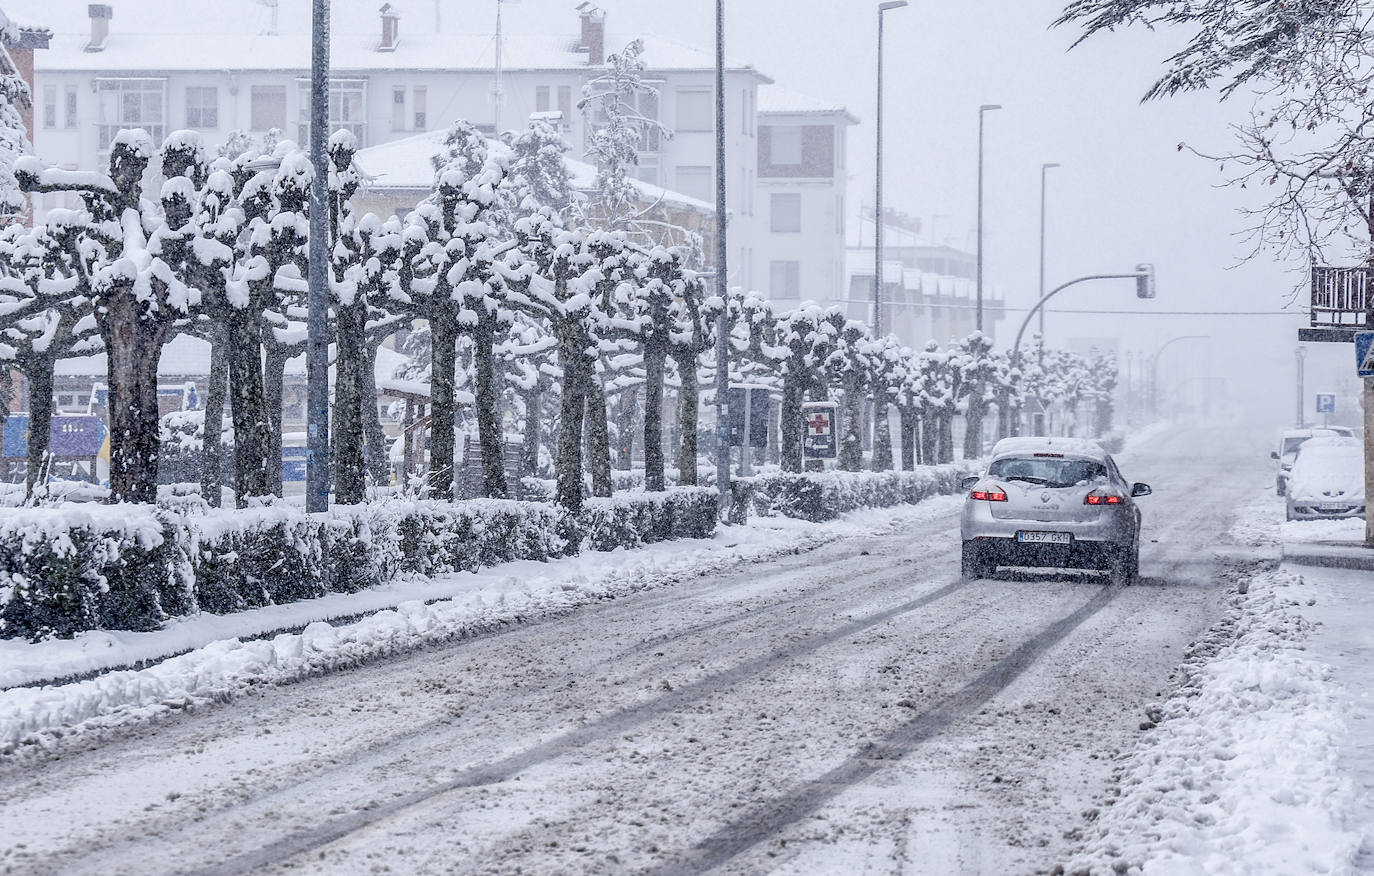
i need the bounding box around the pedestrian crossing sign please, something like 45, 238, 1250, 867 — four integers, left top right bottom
1357, 331, 1374, 378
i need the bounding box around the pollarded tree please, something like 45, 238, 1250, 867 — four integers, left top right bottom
825, 319, 873, 473
1086, 350, 1120, 437
869, 335, 904, 472
17, 130, 197, 502
0, 20, 31, 218
956, 331, 998, 459
772, 304, 841, 472
915, 340, 953, 465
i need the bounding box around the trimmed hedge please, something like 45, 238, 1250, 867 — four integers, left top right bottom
746, 464, 978, 522
0, 489, 717, 641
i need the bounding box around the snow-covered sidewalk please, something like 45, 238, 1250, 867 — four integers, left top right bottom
1064, 491, 1372, 875
0, 497, 963, 756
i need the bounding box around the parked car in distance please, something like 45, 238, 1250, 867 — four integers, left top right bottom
1273, 428, 1344, 495
959, 437, 1151, 585
1286, 437, 1366, 521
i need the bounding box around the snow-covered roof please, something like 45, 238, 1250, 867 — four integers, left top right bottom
757, 84, 858, 124
353, 129, 716, 213
843, 249, 980, 300
989, 436, 1107, 461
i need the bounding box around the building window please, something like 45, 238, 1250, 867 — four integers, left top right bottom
676, 88, 712, 132
64, 86, 78, 129
185, 86, 218, 129
95, 78, 167, 151
771, 193, 801, 232
413, 87, 427, 130
251, 85, 286, 131
769, 125, 802, 165
558, 86, 572, 128
392, 86, 406, 131
675, 165, 712, 203
42, 85, 56, 129
770, 260, 801, 299
635, 154, 660, 186
535, 85, 551, 113
297, 78, 367, 147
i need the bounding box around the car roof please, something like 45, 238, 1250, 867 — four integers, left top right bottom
1298, 437, 1360, 451
989, 436, 1109, 462
1281, 428, 1339, 439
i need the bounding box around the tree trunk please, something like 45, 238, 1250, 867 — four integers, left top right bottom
362, 338, 390, 487
333, 301, 367, 505
429, 315, 459, 501
780, 366, 805, 473
615, 385, 637, 471
642, 342, 667, 491
964, 396, 985, 460
673, 350, 699, 486
872, 397, 893, 471
472, 320, 508, 499
521, 389, 542, 479
919, 409, 938, 466
103, 298, 170, 504
938, 411, 954, 464
899, 406, 916, 471
200, 324, 228, 507
263, 341, 289, 499
226, 311, 271, 505
554, 326, 589, 511
24, 359, 54, 499
839, 377, 864, 472
584, 372, 612, 497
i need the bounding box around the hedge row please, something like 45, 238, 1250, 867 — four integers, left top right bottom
0, 488, 718, 641
745, 464, 979, 522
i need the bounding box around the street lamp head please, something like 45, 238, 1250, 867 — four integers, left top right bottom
878, 1, 909, 11
1043, 162, 1061, 170
980, 103, 1002, 112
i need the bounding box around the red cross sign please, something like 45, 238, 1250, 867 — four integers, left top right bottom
807, 413, 831, 435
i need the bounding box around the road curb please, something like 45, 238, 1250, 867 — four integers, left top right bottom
1282, 543, 1374, 573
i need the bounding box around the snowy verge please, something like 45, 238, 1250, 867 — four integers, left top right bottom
1060, 566, 1361, 875
0, 497, 964, 756
1280, 517, 1366, 545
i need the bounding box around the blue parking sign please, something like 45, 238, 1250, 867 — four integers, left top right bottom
1315, 393, 1336, 414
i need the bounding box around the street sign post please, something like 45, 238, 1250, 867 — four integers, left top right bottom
1356, 331, 1374, 378
1315, 393, 1336, 414
802, 401, 838, 461
726, 386, 770, 476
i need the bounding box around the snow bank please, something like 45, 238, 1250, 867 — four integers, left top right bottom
1280, 518, 1366, 545
1061, 567, 1362, 875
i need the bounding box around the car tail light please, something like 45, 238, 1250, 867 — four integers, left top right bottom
1084, 491, 1123, 506
971, 489, 1008, 502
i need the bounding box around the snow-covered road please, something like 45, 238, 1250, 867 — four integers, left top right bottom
0, 428, 1270, 875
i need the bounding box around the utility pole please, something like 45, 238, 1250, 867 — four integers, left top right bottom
1294, 345, 1306, 429
1037, 161, 1060, 361
975, 103, 1001, 333
873, 0, 908, 337
713, 0, 730, 517
305, 0, 330, 513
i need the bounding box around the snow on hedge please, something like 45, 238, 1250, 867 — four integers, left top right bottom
0, 489, 718, 641
747, 463, 978, 522
1061, 567, 1362, 875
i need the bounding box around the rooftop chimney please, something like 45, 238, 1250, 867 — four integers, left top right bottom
378, 3, 399, 52
85, 4, 112, 53
576, 2, 605, 66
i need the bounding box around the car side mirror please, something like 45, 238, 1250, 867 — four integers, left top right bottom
1270, 451, 1279, 460
961, 476, 980, 490
1131, 483, 1152, 498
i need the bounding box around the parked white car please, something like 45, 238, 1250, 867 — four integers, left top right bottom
1272, 428, 1345, 495
1285, 438, 1365, 521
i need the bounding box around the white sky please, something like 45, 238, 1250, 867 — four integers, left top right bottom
14, 0, 1358, 423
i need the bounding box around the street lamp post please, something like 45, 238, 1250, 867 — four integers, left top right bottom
1037, 162, 1060, 358
1295, 346, 1307, 429
975, 103, 1001, 333
1149, 335, 1210, 418
713, 0, 730, 516
306, 0, 330, 513
873, 0, 908, 338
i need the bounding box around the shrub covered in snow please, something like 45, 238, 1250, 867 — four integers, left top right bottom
0, 489, 717, 640
747, 464, 978, 522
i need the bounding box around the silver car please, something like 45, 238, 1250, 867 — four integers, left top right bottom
959, 437, 1152, 585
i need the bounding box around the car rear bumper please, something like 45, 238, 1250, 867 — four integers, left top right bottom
964, 536, 1122, 570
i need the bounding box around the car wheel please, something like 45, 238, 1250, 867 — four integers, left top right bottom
961, 541, 991, 580
1285, 507, 1295, 521
1109, 546, 1138, 586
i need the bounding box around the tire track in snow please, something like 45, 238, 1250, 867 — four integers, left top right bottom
186, 577, 978, 876
651, 583, 1123, 875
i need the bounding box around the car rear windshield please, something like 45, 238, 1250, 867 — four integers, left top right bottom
988, 456, 1108, 488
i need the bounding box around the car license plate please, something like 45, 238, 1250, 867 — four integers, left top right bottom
1319, 504, 1347, 512
1017, 531, 1071, 545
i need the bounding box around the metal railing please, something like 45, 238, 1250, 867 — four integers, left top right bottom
1310, 265, 1371, 328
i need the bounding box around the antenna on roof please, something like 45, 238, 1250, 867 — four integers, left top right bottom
257, 0, 279, 36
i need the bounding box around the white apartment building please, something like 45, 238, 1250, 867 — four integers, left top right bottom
28, 2, 781, 290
